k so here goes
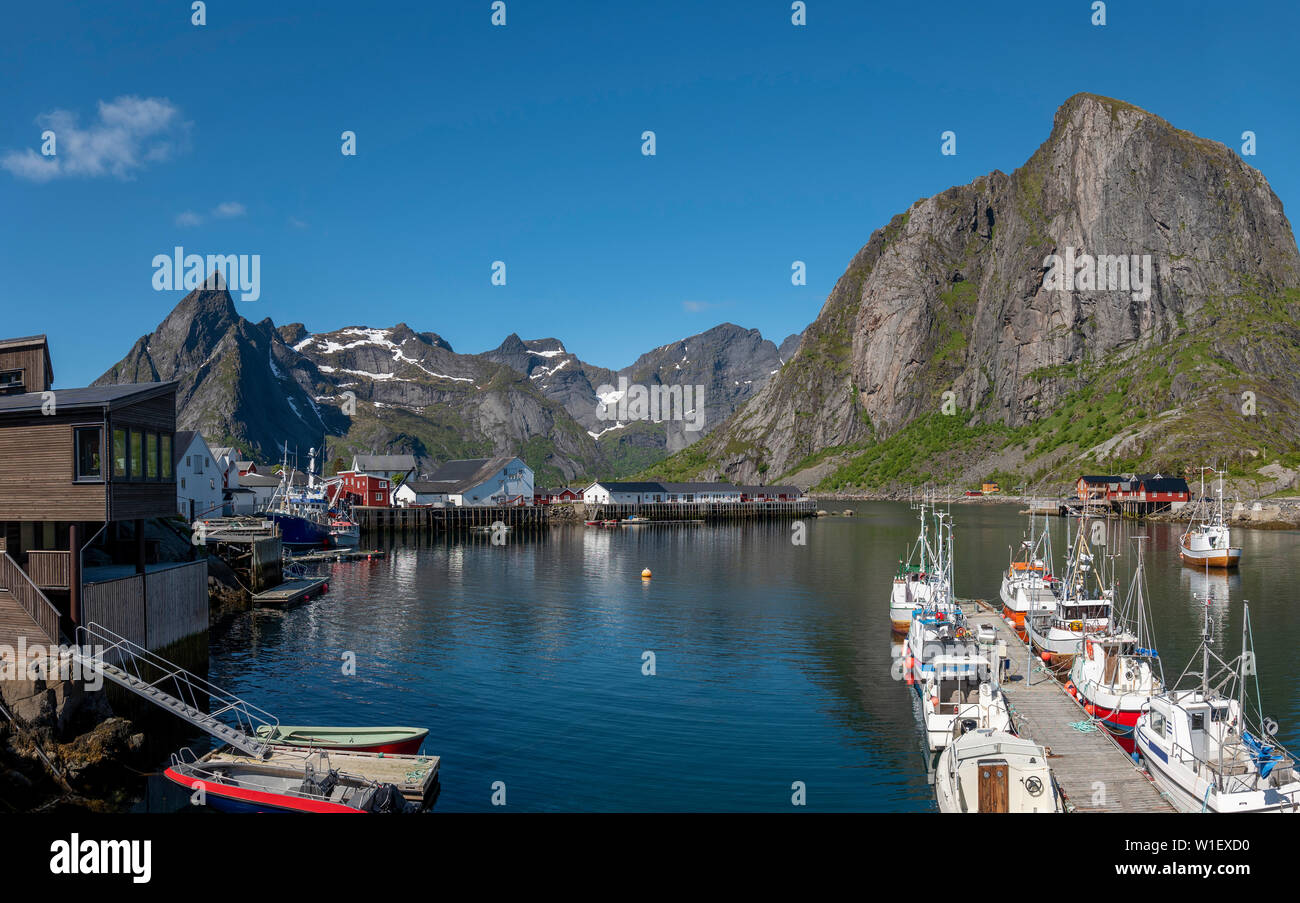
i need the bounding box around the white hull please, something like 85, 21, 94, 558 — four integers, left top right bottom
1136, 725, 1300, 813
934, 729, 1062, 813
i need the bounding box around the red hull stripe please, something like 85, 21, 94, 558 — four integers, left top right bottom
164, 766, 364, 813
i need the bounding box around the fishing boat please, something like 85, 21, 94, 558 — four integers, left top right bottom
256, 724, 428, 755
1026, 515, 1112, 673
1178, 468, 1241, 568
328, 514, 360, 546
934, 728, 1062, 813
1135, 603, 1300, 812
888, 502, 947, 633
998, 513, 1057, 637
900, 513, 1010, 751
260, 446, 334, 548
1067, 537, 1162, 752
164, 749, 419, 814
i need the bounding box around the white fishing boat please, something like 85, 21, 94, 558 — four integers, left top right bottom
888, 501, 946, 632
1135, 603, 1300, 812
1067, 536, 1162, 752
934, 728, 1062, 813
901, 513, 1010, 752
998, 513, 1058, 636
1026, 515, 1112, 672
1179, 468, 1241, 568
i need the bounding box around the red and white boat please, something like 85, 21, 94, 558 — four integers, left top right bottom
164, 749, 417, 814
998, 515, 1057, 637
1067, 537, 1162, 752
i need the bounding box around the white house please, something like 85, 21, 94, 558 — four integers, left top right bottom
235, 472, 281, 511
424, 456, 534, 506
582, 481, 667, 505
175, 431, 225, 521
659, 482, 743, 503
393, 480, 450, 508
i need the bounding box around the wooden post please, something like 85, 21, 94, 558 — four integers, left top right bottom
135, 518, 146, 575
69, 523, 82, 627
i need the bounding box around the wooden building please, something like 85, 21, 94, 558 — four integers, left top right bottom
0, 335, 204, 654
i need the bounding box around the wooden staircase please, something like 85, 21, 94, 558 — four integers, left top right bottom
0, 587, 55, 648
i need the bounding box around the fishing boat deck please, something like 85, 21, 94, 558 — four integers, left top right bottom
253, 577, 328, 607
962, 600, 1175, 813
204, 746, 440, 805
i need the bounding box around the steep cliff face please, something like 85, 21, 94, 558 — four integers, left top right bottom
669, 93, 1300, 488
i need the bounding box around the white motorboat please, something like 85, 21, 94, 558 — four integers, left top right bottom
1135, 603, 1300, 812
1178, 468, 1241, 568
935, 728, 1062, 813
998, 513, 1058, 636
1026, 515, 1112, 672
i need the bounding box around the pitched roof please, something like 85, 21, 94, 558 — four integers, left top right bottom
173, 430, 199, 467
0, 381, 176, 417
425, 456, 525, 493
737, 485, 801, 495
1079, 475, 1122, 484
237, 472, 282, 487
398, 480, 450, 494
589, 481, 667, 493
1141, 477, 1190, 492
352, 454, 418, 474
659, 482, 741, 492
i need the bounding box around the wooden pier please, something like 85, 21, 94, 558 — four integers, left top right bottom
253, 577, 329, 607
963, 601, 1175, 813
290, 548, 388, 564
584, 500, 817, 522
354, 504, 548, 535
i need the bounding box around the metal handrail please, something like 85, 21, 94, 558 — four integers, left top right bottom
76, 621, 278, 755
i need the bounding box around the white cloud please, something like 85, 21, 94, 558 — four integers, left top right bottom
2, 95, 188, 182
173, 201, 248, 227
288, 216, 309, 230
682, 300, 721, 313
213, 201, 246, 218
175, 210, 203, 227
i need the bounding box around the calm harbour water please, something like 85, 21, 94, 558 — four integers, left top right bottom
138, 501, 1300, 812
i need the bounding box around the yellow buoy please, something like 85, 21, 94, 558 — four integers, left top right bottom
641, 568, 652, 579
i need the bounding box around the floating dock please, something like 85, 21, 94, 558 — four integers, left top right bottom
203, 746, 440, 806
963, 600, 1175, 813
290, 548, 387, 564
253, 577, 328, 607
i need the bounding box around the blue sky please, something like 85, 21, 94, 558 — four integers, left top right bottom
3, 0, 1297, 388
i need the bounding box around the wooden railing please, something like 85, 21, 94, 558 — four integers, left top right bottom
26, 550, 71, 589
0, 552, 61, 643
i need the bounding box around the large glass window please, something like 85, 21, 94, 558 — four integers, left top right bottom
161, 434, 173, 479
112, 429, 127, 478
75, 427, 103, 481
146, 433, 159, 479
129, 430, 143, 479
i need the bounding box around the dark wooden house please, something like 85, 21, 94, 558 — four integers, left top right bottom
0, 335, 188, 645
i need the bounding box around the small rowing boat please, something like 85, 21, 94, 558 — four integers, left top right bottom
255, 725, 428, 755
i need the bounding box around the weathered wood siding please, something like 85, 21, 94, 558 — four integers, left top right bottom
82, 560, 207, 651
0, 413, 107, 521
0, 344, 52, 394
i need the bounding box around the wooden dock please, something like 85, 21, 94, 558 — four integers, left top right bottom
204, 746, 440, 806
253, 577, 329, 607
963, 600, 1174, 813
290, 548, 387, 564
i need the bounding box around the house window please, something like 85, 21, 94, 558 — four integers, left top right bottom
75, 427, 103, 482
0, 369, 24, 391
181, 477, 186, 489
186, 455, 192, 468
112, 428, 127, 478
161, 434, 173, 479
129, 430, 143, 479
146, 433, 159, 480
374, 492, 382, 502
